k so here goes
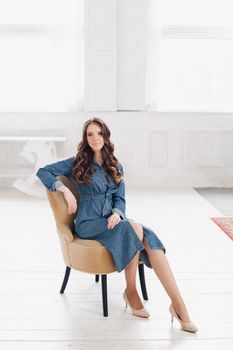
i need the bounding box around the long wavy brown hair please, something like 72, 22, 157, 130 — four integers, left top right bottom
72, 118, 123, 185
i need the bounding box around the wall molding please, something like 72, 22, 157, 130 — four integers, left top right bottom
161, 25, 233, 39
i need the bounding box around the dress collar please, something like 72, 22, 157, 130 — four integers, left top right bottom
93, 160, 103, 166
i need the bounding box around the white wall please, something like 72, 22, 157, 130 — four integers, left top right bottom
1, 0, 233, 188
1, 112, 233, 188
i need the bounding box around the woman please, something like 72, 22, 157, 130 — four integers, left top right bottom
37, 117, 198, 333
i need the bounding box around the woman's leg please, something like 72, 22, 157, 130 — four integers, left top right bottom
126, 221, 195, 325
124, 252, 144, 309
124, 221, 144, 309
143, 240, 191, 322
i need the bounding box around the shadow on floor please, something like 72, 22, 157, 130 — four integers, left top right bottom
195, 188, 233, 216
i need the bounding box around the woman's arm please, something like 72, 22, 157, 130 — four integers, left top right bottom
36, 157, 75, 192
36, 157, 77, 214
111, 163, 126, 220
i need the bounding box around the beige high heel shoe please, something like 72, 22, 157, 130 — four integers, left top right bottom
169, 304, 198, 333
123, 291, 150, 318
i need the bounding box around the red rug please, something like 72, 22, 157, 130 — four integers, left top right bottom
211, 217, 233, 241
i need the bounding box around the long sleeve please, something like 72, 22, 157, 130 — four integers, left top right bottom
112, 163, 126, 219
36, 157, 75, 192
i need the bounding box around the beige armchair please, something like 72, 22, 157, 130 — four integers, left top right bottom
46, 176, 148, 316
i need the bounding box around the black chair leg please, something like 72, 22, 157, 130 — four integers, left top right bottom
60, 266, 71, 294
95, 274, 100, 282
101, 274, 108, 317
138, 263, 148, 300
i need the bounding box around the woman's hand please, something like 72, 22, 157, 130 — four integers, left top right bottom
107, 212, 121, 230
57, 185, 77, 215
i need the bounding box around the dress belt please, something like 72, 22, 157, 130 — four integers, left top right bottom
79, 186, 118, 217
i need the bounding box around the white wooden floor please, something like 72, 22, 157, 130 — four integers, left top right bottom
0, 187, 233, 350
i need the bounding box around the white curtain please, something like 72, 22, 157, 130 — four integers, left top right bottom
0, 0, 84, 112
146, 0, 233, 112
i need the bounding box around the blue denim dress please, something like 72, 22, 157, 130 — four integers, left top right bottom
36, 157, 165, 272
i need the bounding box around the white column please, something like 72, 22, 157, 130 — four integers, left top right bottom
117, 0, 146, 110
84, 0, 118, 111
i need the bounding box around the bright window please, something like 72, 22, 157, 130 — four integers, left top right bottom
0, 0, 84, 112
147, 0, 233, 112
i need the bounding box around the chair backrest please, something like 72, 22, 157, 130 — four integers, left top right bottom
46, 176, 79, 231
46, 175, 117, 273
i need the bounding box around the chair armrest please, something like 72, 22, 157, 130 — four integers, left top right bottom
57, 223, 75, 243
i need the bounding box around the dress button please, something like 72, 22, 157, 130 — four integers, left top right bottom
102, 181, 106, 186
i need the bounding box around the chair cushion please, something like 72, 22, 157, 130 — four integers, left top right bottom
68, 237, 116, 274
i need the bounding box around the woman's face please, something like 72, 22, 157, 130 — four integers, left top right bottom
86, 123, 104, 153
